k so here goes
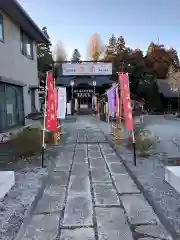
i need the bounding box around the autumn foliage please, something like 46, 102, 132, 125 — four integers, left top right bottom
103, 36, 179, 80
87, 33, 104, 61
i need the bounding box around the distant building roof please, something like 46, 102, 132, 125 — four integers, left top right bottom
0, 0, 49, 44
157, 79, 179, 98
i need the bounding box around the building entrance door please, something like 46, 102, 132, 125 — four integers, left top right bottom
79, 96, 89, 109
74, 89, 93, 114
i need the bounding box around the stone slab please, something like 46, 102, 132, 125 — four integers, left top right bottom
165, 166, 180, 194
104, 155, 120, 163
49, 171, 69, 186
88, 146, 99, 151
34, 187, 65, 214
90, 158, 106, 168
60, 228, 95, 240
113, 174, 140, 194
138, 237, 161, 240
55, 159, 70, 167
121, 194, 158, 225
0, 171, 15, 199
54, 164, 70, 172
91, 168, 111, 182
88, 151, 102, 159
96, 207, 133, 240
69, 176, 90, 194
135, 225, 173, 240
108, 162, 127, 174
57, 154, 73, 164
94, 183, 119, 206
100, 145, 114, 153
24, 213, 59, 239
74, 150, 87, 159
71, 163, 89, 176
63, 195, 93, 226
74, 157, 88, 163
138, 238, 160, 240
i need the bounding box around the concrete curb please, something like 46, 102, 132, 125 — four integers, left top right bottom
98, 127, 176, 239
14, 131, 70, 240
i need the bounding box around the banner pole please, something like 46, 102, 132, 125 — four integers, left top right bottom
132, 130, 136, 166
53, 78, 58, 145
119, 86, 122, 136
42, 72, 48, 168
115, 86, 119, 139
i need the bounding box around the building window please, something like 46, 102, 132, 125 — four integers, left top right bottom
0, 83, 24, 133
0, 13, 4, 42
20, 30, 33, 59
5, 84, 24, 128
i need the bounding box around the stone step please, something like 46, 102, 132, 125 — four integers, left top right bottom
165, 166, 180, 194
0, 171, 15, 199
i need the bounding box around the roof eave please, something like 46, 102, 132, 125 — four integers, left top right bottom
0, 0, 50, 44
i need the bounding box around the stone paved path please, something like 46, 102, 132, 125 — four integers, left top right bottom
21, 117, 172, 240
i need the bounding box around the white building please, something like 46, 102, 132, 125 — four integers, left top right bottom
0, 0, 49, 133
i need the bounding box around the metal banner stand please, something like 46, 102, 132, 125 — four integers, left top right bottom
132, 130, 136, 166
41, 72, 48, 168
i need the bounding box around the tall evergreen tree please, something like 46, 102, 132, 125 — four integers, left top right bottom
105, 34, 116, 55
37, 27, 53, 89
116, 36, 126, 53
71, 49, 81, 62
115, 36, 129, 71
37, 27, 53, 73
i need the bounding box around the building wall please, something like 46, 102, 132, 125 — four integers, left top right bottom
0, 11, 39, 117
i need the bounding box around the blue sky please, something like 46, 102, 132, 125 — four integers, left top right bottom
18, 0, 180, 59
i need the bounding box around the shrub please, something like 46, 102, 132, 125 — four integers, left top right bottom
127, 128, 159, 157
10, 127, 55, 159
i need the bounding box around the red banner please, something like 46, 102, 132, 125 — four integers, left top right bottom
118, 73, 133, 131
46, 71, 57, 132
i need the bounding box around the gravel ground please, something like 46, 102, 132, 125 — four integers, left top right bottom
0, 165, 47, 240
0, 119, 72, 240
98, 119, 180, 239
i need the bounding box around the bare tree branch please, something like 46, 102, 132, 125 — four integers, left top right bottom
168, 65, 180, 90
52, 41, 67, 62
171, 135, 180, 152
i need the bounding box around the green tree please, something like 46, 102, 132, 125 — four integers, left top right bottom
115, 36, 130, 72
105, 34, 116, 55
37, 27, 53, 89
146, 42, 171, 78
71, 49, 81, 62
104, 34, 117, 73
116, 36, 125, 52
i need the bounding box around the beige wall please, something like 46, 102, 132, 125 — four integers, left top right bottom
0, 11, 39, 116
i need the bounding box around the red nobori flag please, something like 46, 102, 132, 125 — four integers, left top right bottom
45, 71, 57, 132
118, 73, 134, 131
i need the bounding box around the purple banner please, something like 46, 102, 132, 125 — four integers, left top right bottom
92, 94, 94, 110
107, 87, 115, 118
